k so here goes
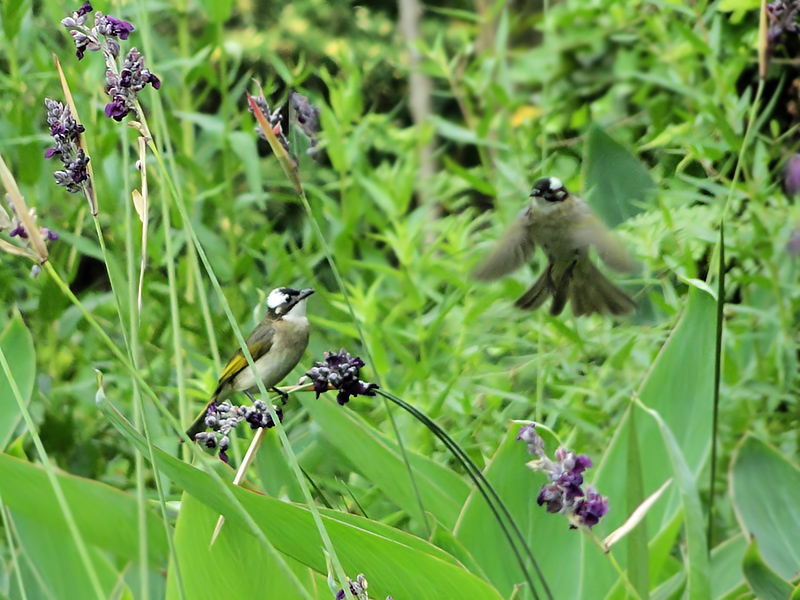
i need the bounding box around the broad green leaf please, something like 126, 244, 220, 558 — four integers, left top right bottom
741, 536, 794, 600
711, 534, 747, 599
730, 435, 800, 579
99, 394, 504, 600
583, 123, 656, 227
594, 288, 716, 590
10, 510, 122, 599
166, 493, 316, 600
0, 453, 169, 566
256, 428, 305, 502
639, 405, 711, 600
299, 394, 471, 530
0, 313, 35, 449
626, 407, 650, 599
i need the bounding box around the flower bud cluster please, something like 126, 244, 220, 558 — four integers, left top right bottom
306, 349, 379, 406
194, 399, 283, 463
517, 424, 608, 529
61, 2, 160, 122
44, 99, 90, 195
334, 573, 392, 600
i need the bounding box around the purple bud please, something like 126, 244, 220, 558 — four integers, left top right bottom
104, 98, 129, 121
76, 2, 93, 17
147, 72, 161, 90
9, 225, 27, 239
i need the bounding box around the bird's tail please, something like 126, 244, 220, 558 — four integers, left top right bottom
515, 261, 634, 316
515, 266, 553, 312
185, 402, 213, 441
569, 261, 635, 316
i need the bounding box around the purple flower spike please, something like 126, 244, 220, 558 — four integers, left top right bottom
517, 423, 608, 530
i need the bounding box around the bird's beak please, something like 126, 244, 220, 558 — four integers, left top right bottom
297, 288, 315, 300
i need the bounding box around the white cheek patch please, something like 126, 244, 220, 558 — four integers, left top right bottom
267, 289, 289, 309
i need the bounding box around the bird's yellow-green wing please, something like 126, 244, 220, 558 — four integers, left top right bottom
473, 208, 537, 280
216, 331, 275, 387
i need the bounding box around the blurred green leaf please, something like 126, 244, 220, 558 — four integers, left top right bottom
9, 509, 122, 599
166, 493, 317, 600
196, 0, 232, 23
299, 394, 471, 530
0, 453, 169, 566
583, 123, 656, 227
1, 0, 28, 41
741, 536, 794, 600
730, 435, 800, 580
99, 393, 505, 600
711, 535, 747, 599
640, 404, 711, 600
0, 313, 35, 450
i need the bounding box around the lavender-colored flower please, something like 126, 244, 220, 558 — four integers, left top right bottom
102, 48, 160, 121
61, 4, 160, 120
306, 349, 379, 406
44, 99, 92, 198
517, 423, 608, 530
573, 486, 608, 528
1, 199, 58, 258
96, 14, 134, 40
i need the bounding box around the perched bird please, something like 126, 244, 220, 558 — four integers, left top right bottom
186, 287, 314, 440
473, 177, 635, 317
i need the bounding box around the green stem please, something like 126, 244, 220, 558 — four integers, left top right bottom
0, 346, 105, 600
160, 190, 191, 462
706, 76, 764, 550
0, 498, 28, 600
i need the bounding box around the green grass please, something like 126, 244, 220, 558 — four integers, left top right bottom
1, 0, 799, 598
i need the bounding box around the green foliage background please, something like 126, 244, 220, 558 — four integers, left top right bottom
1, 0, 799, 598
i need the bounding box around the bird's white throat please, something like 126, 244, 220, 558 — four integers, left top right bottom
284, 298, 308, 321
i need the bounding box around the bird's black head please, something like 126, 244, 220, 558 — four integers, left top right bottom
266, 287, 315, 319
530, 177, 569, 203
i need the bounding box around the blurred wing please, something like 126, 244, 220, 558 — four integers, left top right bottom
216, 327, 275, 385
571, 201, 635, 273
473, 211, 536, 280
